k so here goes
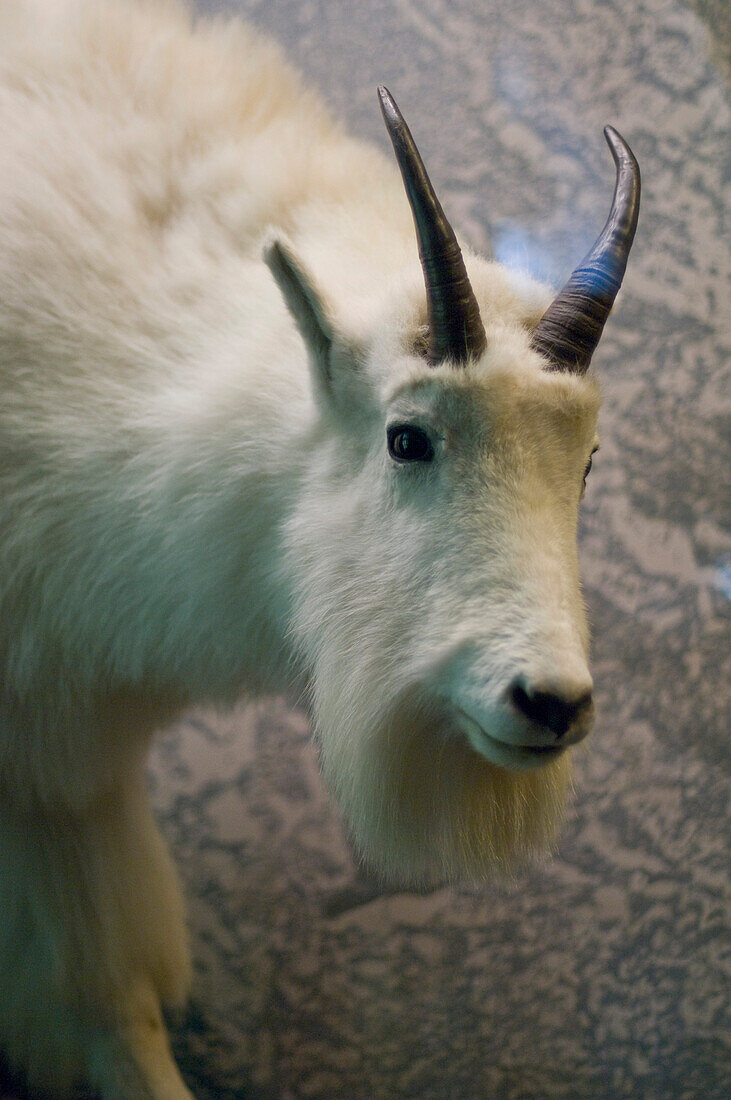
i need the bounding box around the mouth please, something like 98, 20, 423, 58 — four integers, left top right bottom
451, 708, 567, 772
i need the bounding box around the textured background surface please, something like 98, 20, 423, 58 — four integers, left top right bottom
2, 0, 729, 1097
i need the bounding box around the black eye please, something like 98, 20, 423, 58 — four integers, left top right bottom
387, 424, 434, 464
582, 447, 598, 488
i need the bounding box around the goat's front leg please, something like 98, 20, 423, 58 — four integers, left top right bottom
0, 769, 193, 1099
87, 976, 192, 1100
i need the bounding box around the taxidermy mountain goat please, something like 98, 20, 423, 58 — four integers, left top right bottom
0, 0, 640, 1095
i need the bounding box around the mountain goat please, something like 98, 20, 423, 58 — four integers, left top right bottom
0, 0, 640, 1095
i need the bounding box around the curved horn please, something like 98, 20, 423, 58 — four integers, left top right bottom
530, 126, 641, 373
378, 86, 487, 366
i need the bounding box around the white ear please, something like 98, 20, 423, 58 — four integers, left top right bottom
264, 237, 336, 395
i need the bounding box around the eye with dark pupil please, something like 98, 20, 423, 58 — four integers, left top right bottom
583, 448, 598, 485
387, 425, 434, 463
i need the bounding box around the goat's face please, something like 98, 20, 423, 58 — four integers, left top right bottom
266, 250, 596, 882
378, 342, 600, 770
264, 90, 638, 883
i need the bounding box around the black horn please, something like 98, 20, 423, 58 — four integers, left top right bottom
378, 86, 487, 366
530, 126, 640, 373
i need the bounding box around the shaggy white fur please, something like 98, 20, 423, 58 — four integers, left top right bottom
0, 0, 602, 1095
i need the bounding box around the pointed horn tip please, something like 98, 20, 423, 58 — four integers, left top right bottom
603, 125, 639, 171
377, 84, 395, 113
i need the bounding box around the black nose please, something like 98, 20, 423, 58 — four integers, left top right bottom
509, 682, 594, 744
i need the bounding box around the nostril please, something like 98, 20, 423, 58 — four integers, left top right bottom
509, 682, 593, 742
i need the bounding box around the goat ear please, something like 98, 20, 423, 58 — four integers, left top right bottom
264, 237, 336, 395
